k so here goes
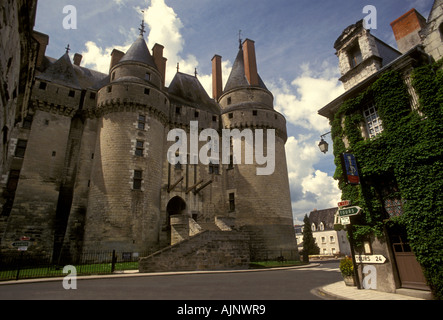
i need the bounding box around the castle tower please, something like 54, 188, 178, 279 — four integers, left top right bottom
82, 24, 170, 253
214, 39, 297, 261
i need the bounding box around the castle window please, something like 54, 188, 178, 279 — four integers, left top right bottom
228, 113, 233, 119
229, 193, 235, 212
52, 151, 56, 157
348, 43, 363, 68
133, 170, 143, 190
212, 115, 217, 122
15, 140, 27, 158
111, 72, 116, 81
363, 104, 383, 138
22, 115, 33, 129
135, 140, 144, 157
39, 81, 47, 90
138, 115, 146, 130
227, 97, 232, 105
68, 90, 75, 97
145, 72, 151, 81
209, 161, 220, 175
330, 236, 335, 243
107, 86, 112, 93
253, 110, 258, 116
89, 92, 96, 100
194, 111, 199, 118
144, 88, 150, 95
176, 107, 181, 115
227, 154, 234, 170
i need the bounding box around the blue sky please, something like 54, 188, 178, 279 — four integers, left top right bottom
34, 0, 435, 223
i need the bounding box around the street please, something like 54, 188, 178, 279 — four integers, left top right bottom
0, 261, 341, 300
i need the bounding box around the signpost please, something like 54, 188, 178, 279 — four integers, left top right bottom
355, 254, 386, 264
338, 206, 362, 217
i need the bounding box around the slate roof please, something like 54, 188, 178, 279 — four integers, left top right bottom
224, 47, 268, 92
168, 72, 220, 114
309, 207, 338, 231
119, 35, 157, 69
36, 54, 108, 90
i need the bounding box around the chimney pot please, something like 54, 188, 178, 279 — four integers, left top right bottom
152, 43, 167, 87
73, 53, 82, 66
242, 39, 259, 86
390, 8, 427, 53
109, 49, 125, 72
212, 54, 223, 100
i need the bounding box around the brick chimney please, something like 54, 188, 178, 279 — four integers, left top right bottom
152, 43, 167, 87
32, 31, 49, 70
73, 53, 82, 66
390, 9, 427, 53
109, 49, 125, 72
242, 39, 259, 86
212, 54, 223, 100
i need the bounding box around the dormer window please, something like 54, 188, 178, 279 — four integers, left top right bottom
348, 44, 363, 68
311, 223, 316, 232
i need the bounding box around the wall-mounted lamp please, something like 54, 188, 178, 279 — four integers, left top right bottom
318, 132, 331, 154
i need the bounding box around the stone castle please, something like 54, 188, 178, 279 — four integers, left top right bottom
0, 13, 297, 268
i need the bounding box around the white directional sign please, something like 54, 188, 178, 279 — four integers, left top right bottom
340, 216, 351, 225
355, 254, 386, 264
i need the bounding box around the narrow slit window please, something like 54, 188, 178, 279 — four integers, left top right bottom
133, 170, 143, 190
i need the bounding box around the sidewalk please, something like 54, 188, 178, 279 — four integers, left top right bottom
318, 281, 432, 300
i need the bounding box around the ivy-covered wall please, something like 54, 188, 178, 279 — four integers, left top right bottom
330, 59, 443, 299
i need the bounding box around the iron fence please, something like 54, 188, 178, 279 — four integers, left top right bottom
0, 250, 151, 281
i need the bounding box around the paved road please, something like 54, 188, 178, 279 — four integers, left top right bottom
0, 261, 341, 300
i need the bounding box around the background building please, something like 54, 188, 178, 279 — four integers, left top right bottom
295, 208, 351, 257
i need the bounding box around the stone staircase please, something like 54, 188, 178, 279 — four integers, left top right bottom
139, 230, 250, 273
139, 216, 250, 273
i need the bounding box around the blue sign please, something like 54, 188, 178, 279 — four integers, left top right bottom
342, 153, 360, 185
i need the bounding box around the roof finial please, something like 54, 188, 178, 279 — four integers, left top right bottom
238, 30, 242, 49
139, 10, 146, 36
177, 62, 179, 72
65, 44, 71, 54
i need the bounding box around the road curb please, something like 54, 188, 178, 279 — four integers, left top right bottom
0, 263, 321, 286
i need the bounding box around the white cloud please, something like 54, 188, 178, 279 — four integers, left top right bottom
285, 135, 341, 224
269, 62, 344, 133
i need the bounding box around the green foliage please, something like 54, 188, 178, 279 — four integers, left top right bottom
301, 214, 320, 262
339, 257, 354, 277
330, 59, 443, 299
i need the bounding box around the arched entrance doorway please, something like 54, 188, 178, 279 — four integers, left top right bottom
167, 196, 187, 216
166, 196, 187, 245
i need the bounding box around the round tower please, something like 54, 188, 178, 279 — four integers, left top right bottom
216, 39, 298, 261
83, 27, 170, 253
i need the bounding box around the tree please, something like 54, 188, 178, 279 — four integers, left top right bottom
302, 214, 320, 262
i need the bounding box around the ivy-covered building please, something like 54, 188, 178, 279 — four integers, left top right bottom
318, 1, 443, 299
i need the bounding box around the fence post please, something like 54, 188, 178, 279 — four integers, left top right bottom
15, 251, 24, 281
111, 250, 116, 273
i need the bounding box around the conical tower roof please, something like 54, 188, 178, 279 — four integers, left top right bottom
119, 35, 158, 69
224, 46, 268, 92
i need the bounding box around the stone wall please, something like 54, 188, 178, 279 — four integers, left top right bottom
139, 230, 250, 272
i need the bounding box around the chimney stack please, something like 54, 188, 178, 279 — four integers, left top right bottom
109, 49, 125, 72
212, 54, 223, 100
152, 43, 167, 87
242, 39, 259, 86
33, 31, 49, 70
390, 9, 427, 53
73, 53, 83, 66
